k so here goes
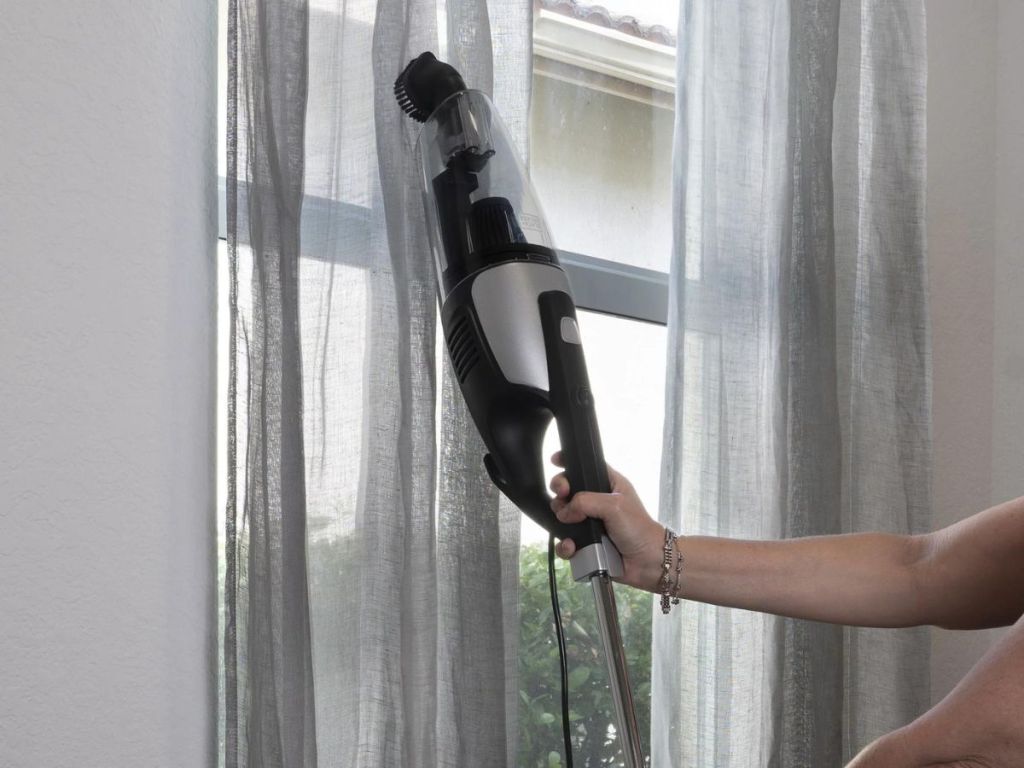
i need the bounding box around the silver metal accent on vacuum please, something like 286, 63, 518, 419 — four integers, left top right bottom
570, 537, 624, 582
560, 316, 582, 345
467, 261, 572, 391
592, 574, 645, 768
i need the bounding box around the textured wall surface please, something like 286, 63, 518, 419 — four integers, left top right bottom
926, 0, 1024, 705
0, 2, 217, 766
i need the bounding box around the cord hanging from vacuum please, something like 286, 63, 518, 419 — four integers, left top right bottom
548, 534, 573, 768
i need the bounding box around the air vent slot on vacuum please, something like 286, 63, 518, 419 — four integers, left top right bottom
447, 313, 481, 384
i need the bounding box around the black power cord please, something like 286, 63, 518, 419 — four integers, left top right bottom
548, 534, 573, 768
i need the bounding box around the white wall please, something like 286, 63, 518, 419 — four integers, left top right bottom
0, 3, 217, 766
926, 0, 1024, 704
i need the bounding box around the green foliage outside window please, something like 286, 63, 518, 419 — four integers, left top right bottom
518, 544, 652, 767
264, 533, 651, 767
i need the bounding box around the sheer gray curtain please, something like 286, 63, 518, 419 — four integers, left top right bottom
654, 1, 931, 766
224, 0, 529, 766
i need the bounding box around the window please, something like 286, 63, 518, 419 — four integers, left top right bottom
217, 2, 677, 765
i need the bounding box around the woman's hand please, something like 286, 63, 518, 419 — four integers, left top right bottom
548, 452, 665, 592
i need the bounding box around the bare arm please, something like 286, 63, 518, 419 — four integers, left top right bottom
648, 532, 928, 628
550, 455, 1024, 629
914, 497, 1024, 629
847, 612, 1024, 767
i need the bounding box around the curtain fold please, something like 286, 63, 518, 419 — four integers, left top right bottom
226, 1, 530, 766
225, 0, 317, 765
655, 1, 931, 765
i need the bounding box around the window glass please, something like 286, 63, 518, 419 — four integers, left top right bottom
529, 5, 677, 273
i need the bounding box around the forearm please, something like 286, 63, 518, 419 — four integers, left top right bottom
641, 532, 927, 628
552, 461, 1024, 630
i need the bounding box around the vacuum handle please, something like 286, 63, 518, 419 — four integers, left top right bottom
539, 291, 614, 556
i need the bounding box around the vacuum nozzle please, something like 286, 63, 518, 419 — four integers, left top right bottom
394, 52, 467, 123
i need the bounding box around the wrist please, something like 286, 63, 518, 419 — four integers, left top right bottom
638, 523, 670, 593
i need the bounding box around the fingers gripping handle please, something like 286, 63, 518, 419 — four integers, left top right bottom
538, 291, 624, 581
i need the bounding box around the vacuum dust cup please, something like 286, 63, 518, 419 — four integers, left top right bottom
418, 89, 556, 298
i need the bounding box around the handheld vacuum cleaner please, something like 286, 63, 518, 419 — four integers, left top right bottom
395, 52, 646, 767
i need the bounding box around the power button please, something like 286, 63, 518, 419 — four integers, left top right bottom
560, 316, 582, 345
575, 387, 593, 407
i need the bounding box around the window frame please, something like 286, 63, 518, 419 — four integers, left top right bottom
217, 185, 670, 327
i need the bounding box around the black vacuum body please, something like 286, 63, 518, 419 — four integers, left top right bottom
401, 56, 622, 580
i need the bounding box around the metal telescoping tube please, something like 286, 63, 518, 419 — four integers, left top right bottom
590, 573, 646, 767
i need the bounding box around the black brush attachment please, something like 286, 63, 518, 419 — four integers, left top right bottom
394, 52, 467, 123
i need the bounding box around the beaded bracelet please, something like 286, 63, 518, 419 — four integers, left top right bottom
659, 527, 685, 614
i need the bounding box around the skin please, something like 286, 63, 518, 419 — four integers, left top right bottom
547, 452, 1024, 767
